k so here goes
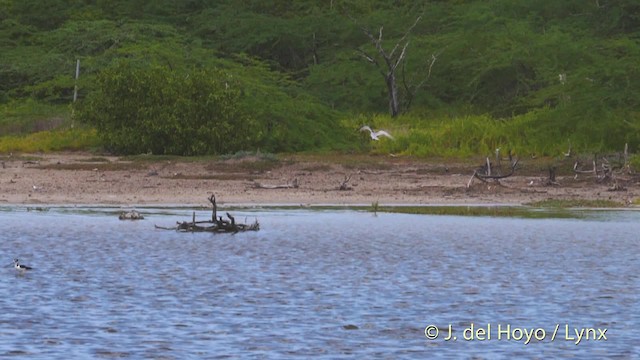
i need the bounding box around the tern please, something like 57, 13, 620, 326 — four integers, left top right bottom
359, 125, 394, 141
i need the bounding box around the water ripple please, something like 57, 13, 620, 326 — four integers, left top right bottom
0, 209, 638, 358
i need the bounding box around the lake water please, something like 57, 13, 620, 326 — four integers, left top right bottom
0, 207, 638, 359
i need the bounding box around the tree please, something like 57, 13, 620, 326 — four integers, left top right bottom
356, 15, 437, 117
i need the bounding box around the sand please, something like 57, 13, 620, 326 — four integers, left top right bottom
0, 152, 636, 208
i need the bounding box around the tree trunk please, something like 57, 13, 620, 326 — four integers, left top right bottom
386, 73, 399, 117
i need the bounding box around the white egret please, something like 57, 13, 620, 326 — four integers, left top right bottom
359, 125, 394, 141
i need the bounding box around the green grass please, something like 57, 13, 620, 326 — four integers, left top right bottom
0, 128, 99, 153
344, 109, 639, 160
373, 205, 582, 219
527, 199, 624, 208
0, 99, 72, 135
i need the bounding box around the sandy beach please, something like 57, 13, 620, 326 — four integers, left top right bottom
0, 152, 637, 207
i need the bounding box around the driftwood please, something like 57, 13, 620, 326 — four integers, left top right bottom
155, 194, 259, 233
573, 145, 635, 184
252, 178, 299, 189
119, 210, 144, 220
339, 174, 353, 191
467, 152, 519, 188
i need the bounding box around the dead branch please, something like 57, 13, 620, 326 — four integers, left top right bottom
466, 171, 478, 188
339, 174, 353, 191
608, 182, 626, 192
466, 156, 519, 188
252, 178, 299, 189
572, 144, 636, 184
475, 158, 519, 180
573, 159, 597, 174
401, 51, 439, 110
544, 166, 560, 186
209, 194, 217, 222
563, 143, 572, 158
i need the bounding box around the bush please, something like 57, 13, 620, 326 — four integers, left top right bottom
75, 61, 259, 155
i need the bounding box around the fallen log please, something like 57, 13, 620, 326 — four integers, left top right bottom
155, 194, 259, 233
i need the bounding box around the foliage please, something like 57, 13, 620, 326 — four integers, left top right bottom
347, 108, 640, 158
1, 0, 639, 156
75, 61, 257, 155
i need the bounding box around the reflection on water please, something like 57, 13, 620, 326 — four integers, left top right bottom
0, 208, 638, 358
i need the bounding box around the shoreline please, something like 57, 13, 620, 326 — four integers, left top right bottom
0, 152, 637, 208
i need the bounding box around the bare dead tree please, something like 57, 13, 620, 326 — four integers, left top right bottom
356, 16, 436, 117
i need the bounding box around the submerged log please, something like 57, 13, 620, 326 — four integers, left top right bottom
155, 195, 259, 233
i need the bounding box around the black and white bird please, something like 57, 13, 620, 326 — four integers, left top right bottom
359, 125, 394, 141
13, 258, 33, 272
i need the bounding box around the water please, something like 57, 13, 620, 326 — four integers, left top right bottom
0, 207, 638, 359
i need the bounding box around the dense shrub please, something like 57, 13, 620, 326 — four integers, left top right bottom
75, 61, 259, 155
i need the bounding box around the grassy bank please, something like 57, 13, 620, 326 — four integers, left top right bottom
1, 99, 637, 160
347, 109, 639, 159
0, 128, 99, 153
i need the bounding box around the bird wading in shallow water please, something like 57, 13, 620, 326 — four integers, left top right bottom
13, 259, 33, 272
359, 125, 394, 141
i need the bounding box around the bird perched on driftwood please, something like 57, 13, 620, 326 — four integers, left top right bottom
359, 125, 394, 141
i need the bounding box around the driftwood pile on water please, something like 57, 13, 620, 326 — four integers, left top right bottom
155, 195, 259, 233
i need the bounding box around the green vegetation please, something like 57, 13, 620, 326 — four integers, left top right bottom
373, 206, 583, 219
527, 199, 624, 208
1, 1, 638, 157
76, 62, 256, 155
0, 128, 98, 153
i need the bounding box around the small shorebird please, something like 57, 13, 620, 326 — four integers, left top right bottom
13, 259, 33, 272
359, 125, 394, 141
